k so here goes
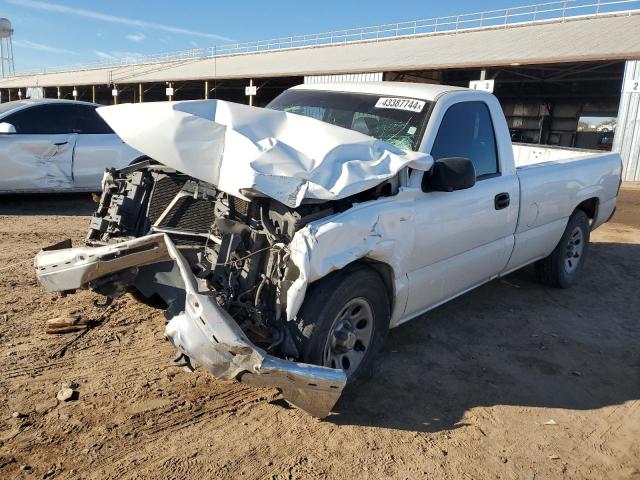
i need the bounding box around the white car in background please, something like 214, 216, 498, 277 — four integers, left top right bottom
0, 99, 144, 193
596, 122, 616, 133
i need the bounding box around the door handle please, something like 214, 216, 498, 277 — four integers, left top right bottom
494, 192, 510, 210
54, 141, 68, 146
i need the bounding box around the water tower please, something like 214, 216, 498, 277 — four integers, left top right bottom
0, 18, 14, 77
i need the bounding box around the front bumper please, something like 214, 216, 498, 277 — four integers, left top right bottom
34, 234, 346, 418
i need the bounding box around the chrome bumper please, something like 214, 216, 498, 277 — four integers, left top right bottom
34, 234, 346, 418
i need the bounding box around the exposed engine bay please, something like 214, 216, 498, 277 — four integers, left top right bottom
31, 157, 407, 419
84, 161, 396, 361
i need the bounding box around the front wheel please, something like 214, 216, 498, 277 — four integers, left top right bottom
535, 210, 590, 288
292, 265, 390, 382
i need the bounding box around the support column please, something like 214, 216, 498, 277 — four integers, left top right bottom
7, 88, 11, 101
167, 82, 173, 101
139, 83, 143, 103
204, 80, 209, 99
92, 85, 96, 103
613, 60, 640, 181
57, 87, 61, 99
248, 78, 254, 106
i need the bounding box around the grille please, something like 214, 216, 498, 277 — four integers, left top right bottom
230, 195, 250, 216
159, 196, 216, 231
147, 176, 185, 225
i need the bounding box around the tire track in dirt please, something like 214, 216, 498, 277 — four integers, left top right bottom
2, 343, 169, 380
127, 404, 313, 480
570, 400, 640, 478
87, 386, 272, 477
204, 403, 345, 480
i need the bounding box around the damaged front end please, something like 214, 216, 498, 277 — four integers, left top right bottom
35, 164, 349, 417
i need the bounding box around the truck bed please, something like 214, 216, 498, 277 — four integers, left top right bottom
513, 143, 609, 168
503, 143, 622, 274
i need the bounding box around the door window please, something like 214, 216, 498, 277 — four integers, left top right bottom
4, 104, 78, 135
431, 101, 499, 178
71, 105, 114, 134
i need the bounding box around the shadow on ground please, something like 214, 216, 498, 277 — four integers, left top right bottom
0, 194, 96, 216
329, 242, 640, 432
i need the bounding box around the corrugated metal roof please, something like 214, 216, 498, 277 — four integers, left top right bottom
1, 12, 639, 88
304, 73, 384, 83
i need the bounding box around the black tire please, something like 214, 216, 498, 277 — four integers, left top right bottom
535, 209, 590, 288
292, 264, 390, 382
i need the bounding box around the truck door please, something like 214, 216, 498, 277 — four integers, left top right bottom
0, 103, 77, 192
404, 100, 519, 318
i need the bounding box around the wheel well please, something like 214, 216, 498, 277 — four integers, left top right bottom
575, 197, 599, 221
352, 259, 395, 312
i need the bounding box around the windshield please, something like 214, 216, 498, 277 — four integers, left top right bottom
267, 90, 432, 151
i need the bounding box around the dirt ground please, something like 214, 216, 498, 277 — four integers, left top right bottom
0, 186, 638, 480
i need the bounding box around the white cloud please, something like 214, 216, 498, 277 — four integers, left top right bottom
13, 39, 79, 55
94, 50, 142, 61
7, 0, 234, 41
111, 51, 142, 59
93, 50, 114, 60
125, 32, 145, 42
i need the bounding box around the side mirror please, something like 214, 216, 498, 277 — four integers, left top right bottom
422, 157, 476, 192
0, 122, 16, 134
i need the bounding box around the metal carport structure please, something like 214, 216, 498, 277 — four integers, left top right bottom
0, 0, 639, 179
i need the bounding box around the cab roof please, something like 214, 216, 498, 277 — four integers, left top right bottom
291, 81, 468, 102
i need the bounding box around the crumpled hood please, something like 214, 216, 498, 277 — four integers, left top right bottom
98, 99, 429, 207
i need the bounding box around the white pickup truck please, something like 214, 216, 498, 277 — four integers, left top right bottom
34, 82, 622, 417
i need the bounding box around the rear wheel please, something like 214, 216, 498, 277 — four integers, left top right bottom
535, 210, 590, 288
292, 265, 390, 382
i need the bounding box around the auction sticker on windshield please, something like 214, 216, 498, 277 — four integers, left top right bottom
375, 97, 426, 113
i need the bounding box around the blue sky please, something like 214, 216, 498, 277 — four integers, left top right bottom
2, 0, 535, 72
